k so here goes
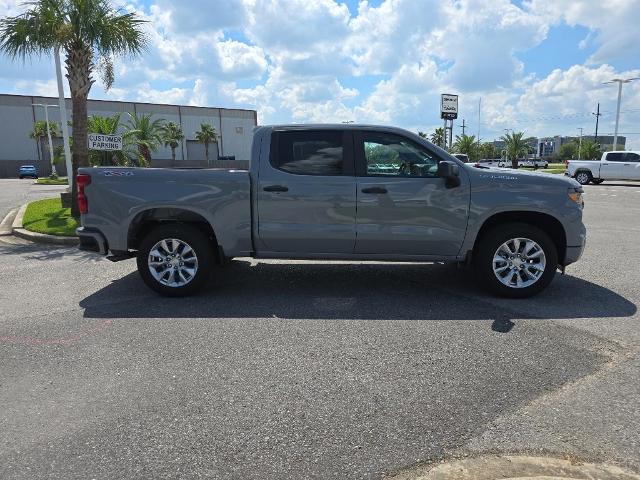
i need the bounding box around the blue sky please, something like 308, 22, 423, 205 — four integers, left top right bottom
1, 0, 639, 147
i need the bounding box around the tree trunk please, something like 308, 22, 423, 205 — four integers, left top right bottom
511, 157, 518, 169
66, 44, 94, 219
205, 143, 209, 166
171, 146, 176, 163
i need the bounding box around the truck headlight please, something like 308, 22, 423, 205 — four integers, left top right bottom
568, 187, 584, 208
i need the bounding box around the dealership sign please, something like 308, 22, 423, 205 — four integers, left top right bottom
440, 94, 458, 119
88, 133, 123, 151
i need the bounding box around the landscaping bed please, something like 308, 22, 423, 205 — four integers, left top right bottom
23, 197, 78, 236
36, 177, 69, 185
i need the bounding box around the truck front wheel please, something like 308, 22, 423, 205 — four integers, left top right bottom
474, 223, 558, 298
136, 224, 214, 297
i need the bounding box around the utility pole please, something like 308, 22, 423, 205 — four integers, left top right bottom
460, 119, 466, 136
32, 103, 59, 176
592, 102, 601, 146
604, 77, 639, 150
577, 127, 583, 160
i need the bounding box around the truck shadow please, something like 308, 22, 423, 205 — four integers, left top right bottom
79, 260, 637, 325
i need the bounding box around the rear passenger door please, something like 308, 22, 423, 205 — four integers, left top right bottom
256, 129, 357, 254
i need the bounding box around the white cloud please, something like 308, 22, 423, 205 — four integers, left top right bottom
216, 40, 267, 78
2, 0, 639, 148
529, 0, 640, 65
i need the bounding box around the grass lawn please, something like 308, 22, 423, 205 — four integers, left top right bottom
522, 164, 566, 174
22, 197, 78, 236
36, 177, 69, 185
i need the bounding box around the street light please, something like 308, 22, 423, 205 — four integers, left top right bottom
603, 77, 639, 151
32, 103, 59, 176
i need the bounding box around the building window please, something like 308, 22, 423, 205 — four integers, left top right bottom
235, 126, 244, 134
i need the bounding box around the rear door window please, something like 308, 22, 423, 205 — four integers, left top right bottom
271, 130, 349, 176
624, 152, 640, 162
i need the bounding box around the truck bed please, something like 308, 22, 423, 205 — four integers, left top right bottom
78, 166, 253, 255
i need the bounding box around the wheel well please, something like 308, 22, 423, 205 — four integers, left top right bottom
128, 208, 221, 262
473, 211, 567, 264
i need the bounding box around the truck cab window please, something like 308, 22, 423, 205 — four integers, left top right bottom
361, 133, 438, 177
272, 130, 344, 175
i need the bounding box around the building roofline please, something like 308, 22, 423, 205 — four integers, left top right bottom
0, 92, 257, 114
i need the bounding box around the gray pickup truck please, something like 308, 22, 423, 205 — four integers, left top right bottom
77, 124, 586, 298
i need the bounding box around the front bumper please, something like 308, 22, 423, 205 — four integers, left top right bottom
563, 223, 586, 266
76, 227, 108, 255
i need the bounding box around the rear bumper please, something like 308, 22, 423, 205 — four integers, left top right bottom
76, 227, 108, 255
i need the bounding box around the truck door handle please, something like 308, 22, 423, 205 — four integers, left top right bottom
263, 185, 288, 192
361, 187, 388, 194
624, 163, 630, 166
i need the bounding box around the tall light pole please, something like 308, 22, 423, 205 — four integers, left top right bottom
32, 103, 59, 176
577, 127, 583, 160
54, 47, 73, 184
603, 77, 639, 151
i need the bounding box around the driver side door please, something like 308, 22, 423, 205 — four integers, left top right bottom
353, 131, 470, 257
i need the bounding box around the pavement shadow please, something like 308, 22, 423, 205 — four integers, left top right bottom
0, 240, 102, 263
587, 182, 640, 188
79, 260, 637, 322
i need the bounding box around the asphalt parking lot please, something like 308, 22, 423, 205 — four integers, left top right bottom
0, 179, 639, 479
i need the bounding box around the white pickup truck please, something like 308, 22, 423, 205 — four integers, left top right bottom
567, 151, 640, 185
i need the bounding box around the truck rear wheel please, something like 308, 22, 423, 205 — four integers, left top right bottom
575, 171, 592, 185
474, 223, 558, 298
136, 224, 214, 297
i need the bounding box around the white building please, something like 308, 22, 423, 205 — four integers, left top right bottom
0, 94, 257, 177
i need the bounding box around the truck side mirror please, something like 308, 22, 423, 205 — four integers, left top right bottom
437, 160, 461, 188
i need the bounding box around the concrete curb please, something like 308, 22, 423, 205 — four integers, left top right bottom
0, 208, 18, 236
389, 455, 640, 480
11, 203, 79, 246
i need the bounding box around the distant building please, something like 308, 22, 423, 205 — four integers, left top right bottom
0, 94, 257, 178
536, 135, 626, 159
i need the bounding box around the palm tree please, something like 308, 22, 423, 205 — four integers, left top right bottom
501, 131, 529, 169
195, 123, 218, 165
430, 128, 446, 148
453, 133, 477, 160
29, 120, 60, 167
0, 0, 147, 217
87, 113, 135, 166
479, 142, 499, 159
161, 122, 185, 162
124, 113, 164, 166
579, 140, 601, 160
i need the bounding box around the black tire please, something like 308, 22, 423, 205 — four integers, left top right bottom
136, 223, 215, 297
574, 170, 592, 185
591, 178, 604, 185
474, 223, 558, 298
